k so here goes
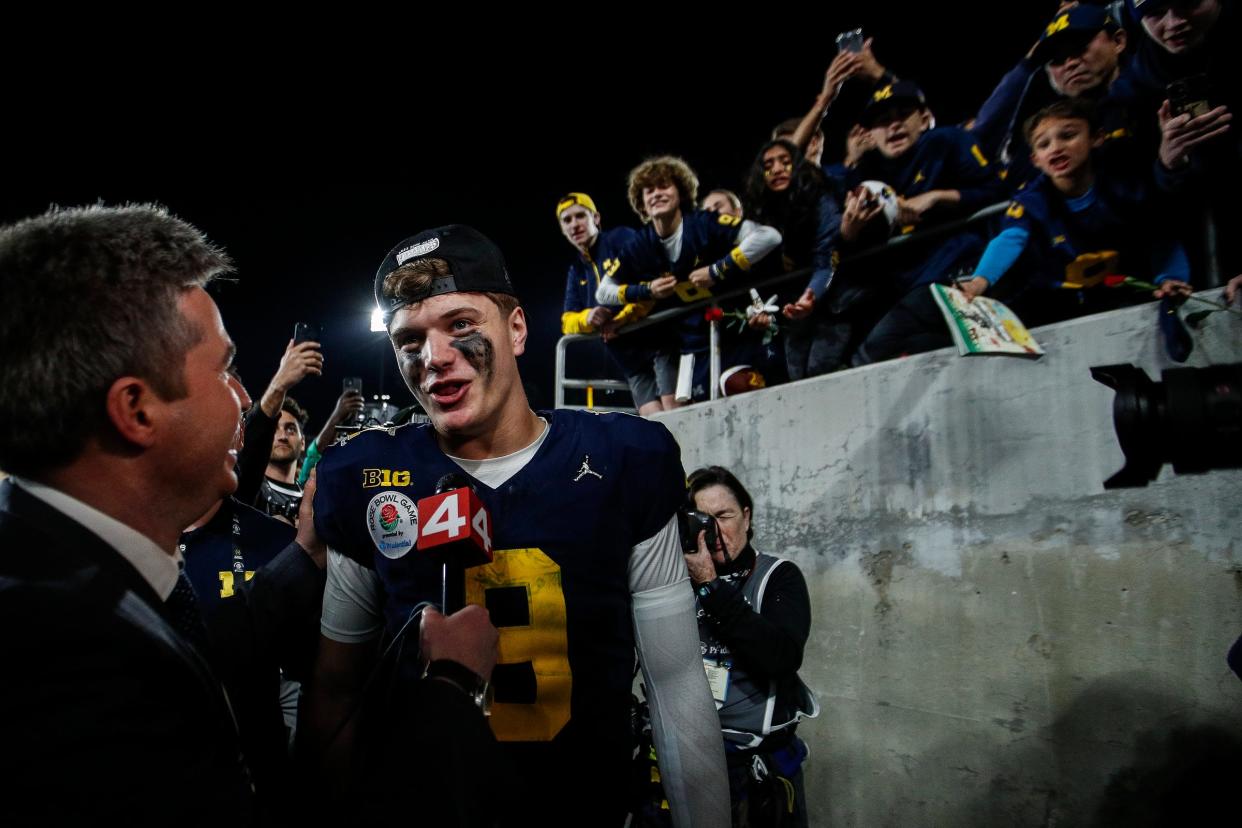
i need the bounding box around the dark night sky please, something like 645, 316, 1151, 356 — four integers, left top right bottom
5, 7, 1053, 425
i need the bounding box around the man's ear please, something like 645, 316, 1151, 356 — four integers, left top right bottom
104, 376, 161, 448
508, 305, 528, 357
1091, 129, 1106, 149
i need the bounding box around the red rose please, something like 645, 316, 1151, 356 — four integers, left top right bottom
1102, 275, 1129, 288
704, 307, 724, 322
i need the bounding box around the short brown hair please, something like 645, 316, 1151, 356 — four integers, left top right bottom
1023, 98, 1097, 145
382, 257, 519, 321
0, 204, 232, 478
627, 156, 700, 222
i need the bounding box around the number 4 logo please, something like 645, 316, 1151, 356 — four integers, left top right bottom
473, 507, 492, 553
422, 495, 466, 538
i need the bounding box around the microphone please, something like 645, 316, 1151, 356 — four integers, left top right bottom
416, 472, 494, 613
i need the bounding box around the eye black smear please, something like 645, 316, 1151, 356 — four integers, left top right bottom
452, 331, 494, 379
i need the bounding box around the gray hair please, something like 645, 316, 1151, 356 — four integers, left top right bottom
0, 203, 233, 478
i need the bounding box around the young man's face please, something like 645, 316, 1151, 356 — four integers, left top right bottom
1141, 0, 1220, 54
270, 410, 304, 465
762, 145, 794, 193
868, 106, 932, 159
388, 292, 526, 440
1045, 30, 1126, 97
642, 181, 681, 222
558, 205, 600, 250
1030, 116, 1096, 181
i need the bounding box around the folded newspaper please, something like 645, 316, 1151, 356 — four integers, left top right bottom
929, 283, 1043, 358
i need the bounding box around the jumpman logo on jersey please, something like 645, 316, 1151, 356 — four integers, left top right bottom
574, 455, 603, 482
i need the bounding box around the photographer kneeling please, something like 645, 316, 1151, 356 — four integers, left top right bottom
685, 467, 819, 828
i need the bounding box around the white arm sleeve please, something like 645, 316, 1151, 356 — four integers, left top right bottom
631, 520, 730, 828
736, 219, 783, 267
320, 548, 385, 643
628, 514, 690, 594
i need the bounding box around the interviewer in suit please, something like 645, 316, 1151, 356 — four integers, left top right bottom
0, 205, 500, 826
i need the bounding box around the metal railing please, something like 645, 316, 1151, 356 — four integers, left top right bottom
553, 201, 1011, 409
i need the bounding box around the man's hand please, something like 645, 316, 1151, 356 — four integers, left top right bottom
295, 469, 326, 568
956, 276, 990, 302
650, 275, 679, 300
748, 312, 773, 330
586, 306, 615, 328
683, 530, 717, 586
854, 37, 886, 83
844, 124, 875, 168
897, 191, 949, 226
420, 605, 499, 682
261, 339, 324, 417
1153, 279, 1193, 300
821, 50, 862, 104
1158, 101, 1231, 170
600, 320, 621, 342
782, 288, 816, 320
1225, 274, 1242, 305
688, 267, 716, 290
841, 188, 885, 242
318, 389, 365, 445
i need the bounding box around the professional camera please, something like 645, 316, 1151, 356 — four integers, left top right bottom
1091, 362, 1241, 488
677, 509, 719, 554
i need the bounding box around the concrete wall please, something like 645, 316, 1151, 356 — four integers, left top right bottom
654, 295, 1242, 826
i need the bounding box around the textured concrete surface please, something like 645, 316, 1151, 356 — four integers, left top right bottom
655, 294, 1242, 826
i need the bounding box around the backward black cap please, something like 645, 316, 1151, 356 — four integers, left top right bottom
374, 224, 516, 323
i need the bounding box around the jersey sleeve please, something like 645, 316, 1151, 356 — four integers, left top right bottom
616, 417, 687, 547
311, 435, 375, 569
950, 131, 1009, 213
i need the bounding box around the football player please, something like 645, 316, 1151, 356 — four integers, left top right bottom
304, 225, 728, 826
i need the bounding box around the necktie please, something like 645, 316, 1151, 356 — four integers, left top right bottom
166, 568, 213, 658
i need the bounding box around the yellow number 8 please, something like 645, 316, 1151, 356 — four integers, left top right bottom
464, 548, 571, 742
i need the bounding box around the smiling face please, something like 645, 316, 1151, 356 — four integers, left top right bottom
389, 291, 526, 441
1030, 115, 1096, 183
558, 205, 600, 250
162, 287, 246, 506
762, 145, 794, 193
1140, 0, 1220, 54
869, 105, 932, 159
1045, 29, 1126, 97
642, 180, 681, 222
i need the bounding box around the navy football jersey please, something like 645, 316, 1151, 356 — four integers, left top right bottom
180, 497, 294, 611
314, 408, 686, 751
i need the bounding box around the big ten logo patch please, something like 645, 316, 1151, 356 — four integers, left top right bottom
362, 468, 411, 488
464, 548, 570, 742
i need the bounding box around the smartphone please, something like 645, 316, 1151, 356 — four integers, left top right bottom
836, 28, 864, 54
293, 322, 322, 344
1168, 75, 1210, 118
343, 376, 362, 394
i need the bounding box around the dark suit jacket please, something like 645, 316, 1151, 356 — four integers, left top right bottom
0, 480, 254, 825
